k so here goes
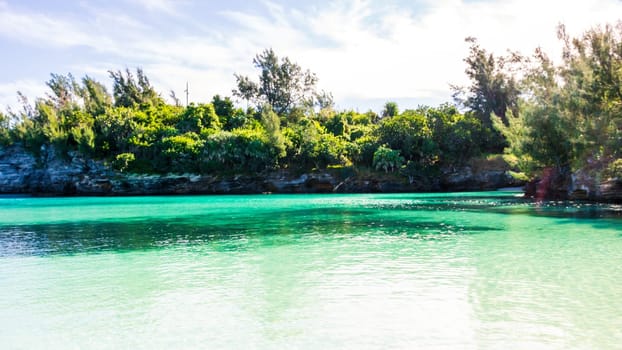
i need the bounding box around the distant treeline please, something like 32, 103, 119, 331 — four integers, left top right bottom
0, 23, 620, 181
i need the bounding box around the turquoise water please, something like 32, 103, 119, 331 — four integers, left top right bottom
0, 192, 621, 349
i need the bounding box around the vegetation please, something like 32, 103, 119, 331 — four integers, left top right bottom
0, 55, 487, 182
494, 23, 622, 182
233, 48, 321, 116
452, 37, 521, 152
1, 23, 620, 189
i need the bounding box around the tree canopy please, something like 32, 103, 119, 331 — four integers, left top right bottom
233, 48, 319, 116
2, 27, 621, 188
452, 38, 521, 152
495, 23, 622, 180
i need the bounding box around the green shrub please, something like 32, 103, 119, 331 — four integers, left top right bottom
113, 152, 135, 172
607, 159, 622, 179
373, 145, 404, 173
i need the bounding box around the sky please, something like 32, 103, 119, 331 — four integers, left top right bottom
1, 0, 621, 113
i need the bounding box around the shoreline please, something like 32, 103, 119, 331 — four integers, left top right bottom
3, 144, 620, 202
1, 145, 524, 197
14, 187, 525, 198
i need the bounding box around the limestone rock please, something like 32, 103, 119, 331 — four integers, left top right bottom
0, 144, 529, 196
599, 179, 622, 203
441, 166, 522, 191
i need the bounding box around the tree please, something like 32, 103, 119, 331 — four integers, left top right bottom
212, 95, 235, 119
176, 103, 221, 133
46, 73, 79, 109
382, 101, 399, 118
112, 152, 135, 172
325, 113, 348, 136
373, 145, 404, 173
18, 74, 99, 156
260, 106, 287, 159
556, 24, 622, 162
350, 134, 378, 167
80, 76, 112, 116
375, 110, 435, 164
495, 23, 622, 184
424, 104, 484, 166
453, 37, 521, 151
109, 68, 162, 108
93, 107, 138, 155
202, 128, 277, 172
315, 90, 335, 110
284, 119, 347, 168
161, 132, 204, 172
233, 48, 320, 116
0, 111, 11, 146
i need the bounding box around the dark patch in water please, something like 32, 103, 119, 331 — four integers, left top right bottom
0, 211, 498, 257
2, 195, 619, 257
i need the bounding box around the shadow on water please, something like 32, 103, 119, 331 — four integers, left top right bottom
0, 209, 499, 257
385, 193, 622, 221
489, 202, 622, 220
2, 193, 619, 257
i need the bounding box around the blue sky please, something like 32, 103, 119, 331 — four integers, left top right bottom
1, 0, 621, 113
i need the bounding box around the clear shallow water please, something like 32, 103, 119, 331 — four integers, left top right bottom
0, 192, 621, 349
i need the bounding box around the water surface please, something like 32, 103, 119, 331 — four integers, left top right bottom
0, 192, 621, 349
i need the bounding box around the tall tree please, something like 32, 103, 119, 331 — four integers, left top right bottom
375, 110, 435, 164
211, 95, 235, 119
233, 49, 319, 116
260, 106, 287, 159
80, 76, 112, 116
455, 38, 521, 125
109, 68, 162, 108
496, 23, 622, 178
46, 73, 79, 109
382, 101, 399, 118
453, 37, 521, 151
0, 111, 10, 145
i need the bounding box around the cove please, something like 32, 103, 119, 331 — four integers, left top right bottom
0, 192, 621, 349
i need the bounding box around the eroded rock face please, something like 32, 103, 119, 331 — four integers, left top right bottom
599, 179, 622, 203
441, 167, 523, 191
1, 145, 528, 196
0, 145, 37, 193
523, 167, 622, 203
264, 172, 338, 193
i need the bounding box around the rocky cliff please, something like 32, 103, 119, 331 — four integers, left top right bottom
1, 144, 524, 196
523, 167, 622, 203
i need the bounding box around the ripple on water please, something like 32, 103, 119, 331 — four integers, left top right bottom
0, 193, 621, 349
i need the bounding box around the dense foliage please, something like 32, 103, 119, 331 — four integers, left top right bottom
452, 38, 521, 152
494, 23, 622, 180
2, 23, 620, 186
0, 52, 488, 181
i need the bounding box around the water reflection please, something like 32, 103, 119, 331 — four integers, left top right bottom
1, 193, 621, 257
1, 193, 621, 349
0, 214, 497, 257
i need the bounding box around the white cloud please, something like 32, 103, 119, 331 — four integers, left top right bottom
128, 0, 180, 13
214, 0, 622, 110
0, 80, 47, 113
0, 7, 92, 48
1, 0, 622, 112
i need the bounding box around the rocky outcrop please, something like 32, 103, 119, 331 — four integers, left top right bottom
0, 144, 525, 196
0, 145, 115, 195
0, 145, 38, 193
523, 166, 622, 203
599, 179, 622, 202
264, 172, 338, 193
441, 167, 524, 191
